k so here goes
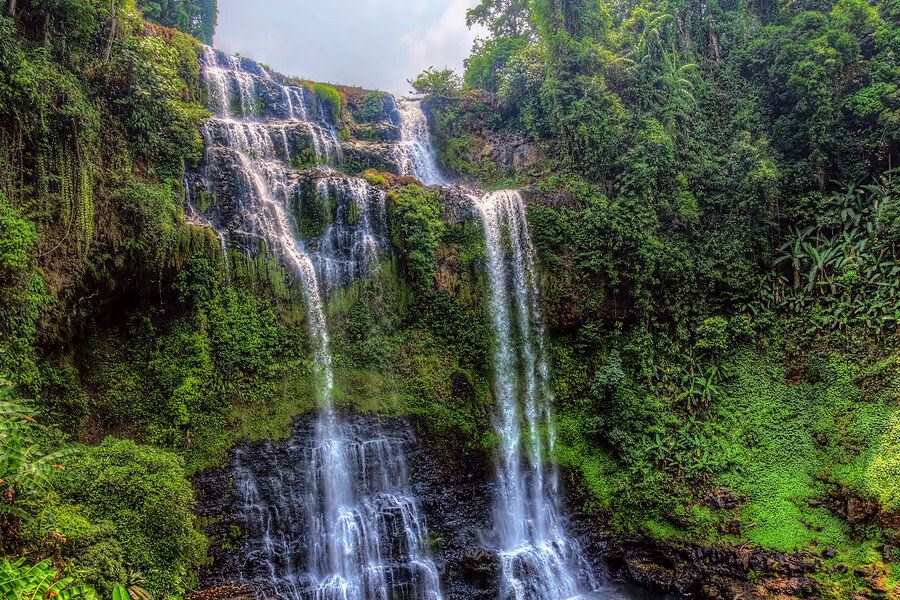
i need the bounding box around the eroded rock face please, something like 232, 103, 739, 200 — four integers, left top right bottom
481, 135, 545, 174
437, 186, 481, 225
193, 415, 498, 600
599, 536, 821, 600
404, 423, 498, 600
194, 413, 831, 600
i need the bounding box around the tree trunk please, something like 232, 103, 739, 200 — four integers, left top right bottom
103, 0, 117, 63
7, 0, 16, 18
709, 27, 722, 64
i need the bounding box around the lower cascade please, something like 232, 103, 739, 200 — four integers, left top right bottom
477, 190, 595, 600
232, 421, 443, 600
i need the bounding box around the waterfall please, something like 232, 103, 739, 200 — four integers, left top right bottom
477, 190, 595, 600
195, 47, 443, 600
201, 47, 342, 165
312, 175, 388, 294
395, 99, 448, 186
392, 96, 600, 599
231, 422, 443, 600
195, 48, 389, 294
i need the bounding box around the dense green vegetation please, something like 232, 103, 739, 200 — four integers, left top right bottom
0, 0, 897, 598
412, 0, 899, 596
136, 0, 217, 44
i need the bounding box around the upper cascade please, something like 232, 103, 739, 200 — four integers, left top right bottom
189, 47, 461, 296
189, 46, 398, 295
394, 99, 448, 186
200, 45, 344, 165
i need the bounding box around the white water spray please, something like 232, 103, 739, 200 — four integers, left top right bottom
395, 99, 448, 186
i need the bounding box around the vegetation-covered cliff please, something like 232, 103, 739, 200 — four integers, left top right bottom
0, 0, 897, 599
414, 0, 900, 596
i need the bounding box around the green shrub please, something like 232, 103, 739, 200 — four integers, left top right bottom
0, 195, 36, 277
362, 169, 388, 187
465, 36, 528, 93
866, 414, 900, 511
695, 317, 729, 355
117, 180, 182, 273
355, 92, 388, 123
137, 0, 218, 44
410, 67, 462, 97
53, 439, 206, 598
117, 33, 207, 178
388, 185, 445, 292
295, 183, 335, 239
313, 83, 344, 123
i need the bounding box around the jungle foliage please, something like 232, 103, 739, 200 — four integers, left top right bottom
0, 1, 315, 596
415, 0, 900, 596
0, 0, 898, 598
136, 0, 217, 44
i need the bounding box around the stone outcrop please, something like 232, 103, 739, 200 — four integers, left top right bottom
602, 537, 820, 599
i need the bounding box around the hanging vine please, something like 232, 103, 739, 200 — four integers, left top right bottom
77, 156, 94, 255
58, 144, 74, 228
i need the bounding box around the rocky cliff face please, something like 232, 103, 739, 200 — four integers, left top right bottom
195, 415, 704, 600
193, 415, 498, 600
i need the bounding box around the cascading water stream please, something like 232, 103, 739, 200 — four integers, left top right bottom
395, 99, 448, 186
313, 176, 388, 293
230, 422, 443, 600
477, 191, 594, 600
395, 94, 600, 600
195, 47, 443, 600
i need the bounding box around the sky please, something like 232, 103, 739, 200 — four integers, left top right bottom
214, 0, 481, 95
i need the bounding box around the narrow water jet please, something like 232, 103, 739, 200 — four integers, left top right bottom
476, 190, 594, 600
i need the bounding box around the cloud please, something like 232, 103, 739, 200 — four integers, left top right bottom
214, 0, 480, 95
400, 0, 481, 95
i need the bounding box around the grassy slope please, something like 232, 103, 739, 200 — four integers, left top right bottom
555, 345, 899, 597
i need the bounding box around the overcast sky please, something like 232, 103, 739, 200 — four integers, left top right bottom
214, 0, 481, 95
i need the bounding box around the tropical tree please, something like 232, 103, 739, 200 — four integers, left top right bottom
655, 47, 701, 131
0, 380, 71, 545
466, 0, 532, 38
409, 67, 463, 98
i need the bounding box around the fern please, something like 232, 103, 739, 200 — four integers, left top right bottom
0, 558, 108, 599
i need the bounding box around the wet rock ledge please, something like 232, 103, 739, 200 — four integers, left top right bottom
193, 414, 828, 600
